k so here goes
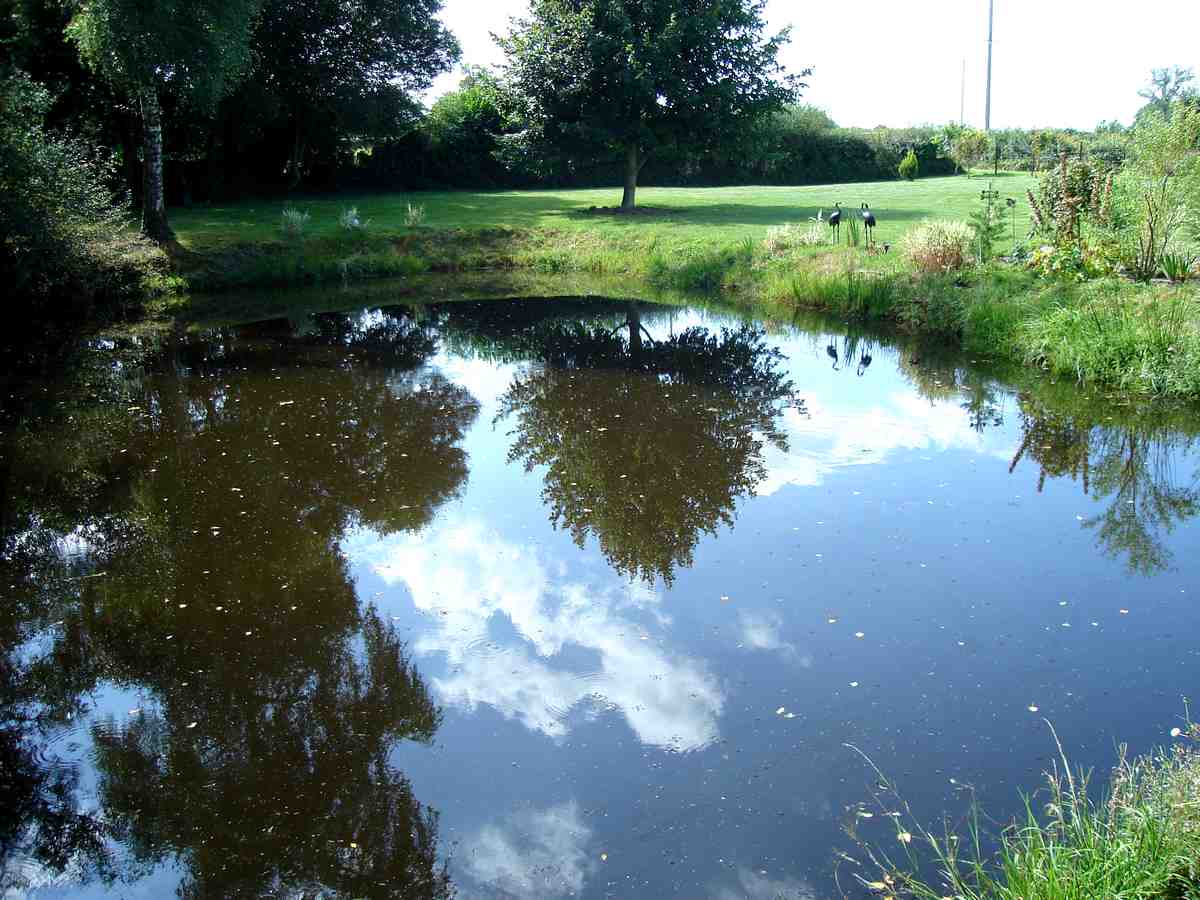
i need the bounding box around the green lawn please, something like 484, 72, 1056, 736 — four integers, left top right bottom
170, 173, 1037, 252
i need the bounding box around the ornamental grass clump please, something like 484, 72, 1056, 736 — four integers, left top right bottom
764, 213, 827, 253
902, 220, 974, 273
279, 207, 310, 240
848, 722, 1200, 900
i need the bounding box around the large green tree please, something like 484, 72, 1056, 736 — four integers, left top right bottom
67, 0, 263, 241
245, 0, 459, 188
497, 0, 803, 209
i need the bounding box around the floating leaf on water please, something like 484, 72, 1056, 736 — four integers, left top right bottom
897, 831, 912, 844
1028, 705, 1039, 712
857, 811, 874, 818
600, 853, 608, 861
849, 681, 859, 688
827, 617, 838, 624
1120, 609, 1130, 615
1171, 727, 1183, 738
187, 722, 197, 729
776, 707, 786, 715
855, 632, 865, 639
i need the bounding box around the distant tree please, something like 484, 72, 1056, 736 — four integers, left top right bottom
1096, 119, 1127, 134
246, 0, 460, 187
1135, 66, 1197, 126
67, 0, 262, 242
898, 148, 919, 180
949, 127, 989, 175
424, 68, 509, 186
498, 0, 803, 210
776, 103, 837, 133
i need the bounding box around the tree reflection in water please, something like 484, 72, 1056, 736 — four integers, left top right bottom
1010, 393, 1200, 575
476, 303, 795, 584
0, 309, 475, 897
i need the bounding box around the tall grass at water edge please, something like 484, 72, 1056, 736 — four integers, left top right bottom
846, 723, 1200, 900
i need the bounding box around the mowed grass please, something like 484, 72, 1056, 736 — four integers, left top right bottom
170, 173, 1037, 252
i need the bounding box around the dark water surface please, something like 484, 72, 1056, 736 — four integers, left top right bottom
3, 296, 1200, 899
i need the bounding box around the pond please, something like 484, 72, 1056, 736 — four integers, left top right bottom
2, 293, 1200, 899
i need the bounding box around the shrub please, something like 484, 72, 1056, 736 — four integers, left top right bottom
898, 149, 919, 180
279, 207, 310, 240
0, 69, 159, 321
902, 221, 974, 273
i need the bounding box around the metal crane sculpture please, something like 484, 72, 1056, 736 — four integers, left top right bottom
860, 203, 876, 247
828, 202, 842, 244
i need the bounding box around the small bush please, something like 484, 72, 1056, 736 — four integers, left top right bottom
0, 69, 161, 323
279, 207, 310, 240
898, 149, 919, 180
902, 221, 974, 273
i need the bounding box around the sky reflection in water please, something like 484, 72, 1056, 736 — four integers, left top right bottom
3, 299, 1199, 899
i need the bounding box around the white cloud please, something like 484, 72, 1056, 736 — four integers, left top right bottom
757, 392, 1012, 496
461, 801, 594, 899
737, 610, 811, 668
363, 520, 723, 750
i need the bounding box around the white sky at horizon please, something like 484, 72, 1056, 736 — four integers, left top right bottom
427, 0, 1200, 131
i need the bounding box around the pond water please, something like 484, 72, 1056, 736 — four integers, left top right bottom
3, 294, 1200, 899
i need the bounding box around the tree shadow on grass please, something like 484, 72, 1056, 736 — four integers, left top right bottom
563, 203, 935, 229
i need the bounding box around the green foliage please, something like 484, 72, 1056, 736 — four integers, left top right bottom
968, 183, 1007, 262
950, 128, 990, 175
862, 727, 1200, 900
0, 69, 164, 318
497, 0, 803, 206
423, 68, 509, 186
902, 220, 973, 273
244, 0, 459, 186
1135, 65, 1197, 127
66, 0, 261, 111
1027, 241, 1120, 281
1120, 102, 1200, 279
1022, 283, 1200, 394
1161, 250, 1197, 282
844, 213, 861, 248
280, 207, 310, 239
898, 148, 919, 180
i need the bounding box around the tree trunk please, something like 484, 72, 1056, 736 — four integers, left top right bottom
139, 86, 172, 243
620, 143, 639, 210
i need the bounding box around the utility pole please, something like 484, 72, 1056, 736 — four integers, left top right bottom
984, 0, 994, 131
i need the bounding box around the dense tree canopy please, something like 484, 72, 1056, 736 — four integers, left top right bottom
498, 0, 803, 208
246, 0, 460, 186
67, 0, 264, 240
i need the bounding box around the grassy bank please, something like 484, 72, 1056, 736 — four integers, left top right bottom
164, 176, 1200, 397
852, 726, 1200, 899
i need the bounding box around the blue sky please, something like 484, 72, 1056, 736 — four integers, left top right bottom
429, 0, 1200, 130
